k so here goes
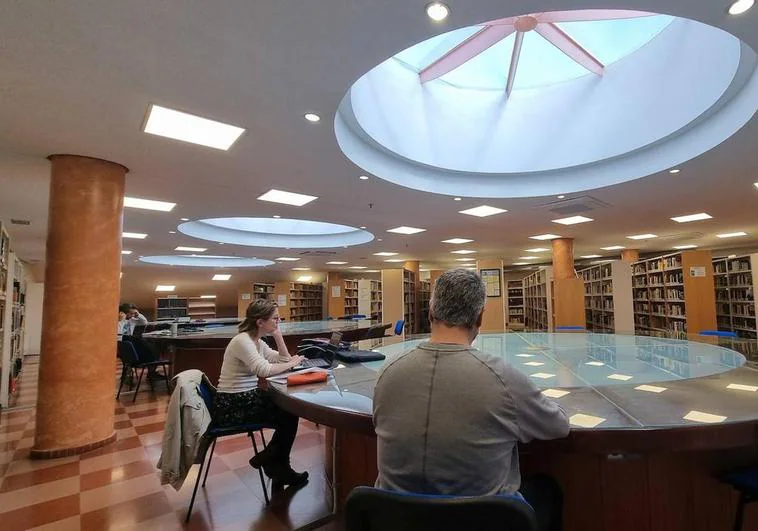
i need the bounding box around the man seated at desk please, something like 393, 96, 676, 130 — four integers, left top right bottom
373, 269, 570, 531
118, 303, 148, 336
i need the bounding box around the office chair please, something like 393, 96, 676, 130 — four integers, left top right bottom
364, 323, 391, 340
393, 320, 405, 336
345, 486, 539, 531
718, 468, 758, 530
699, 330, 738, 338
116, 341, 171, 402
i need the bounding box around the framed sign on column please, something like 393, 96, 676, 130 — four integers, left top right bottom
480, 268, 502, 297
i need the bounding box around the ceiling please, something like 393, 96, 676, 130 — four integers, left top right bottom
1, 0, 757, 293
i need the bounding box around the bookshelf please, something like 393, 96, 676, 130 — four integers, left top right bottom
187, 296, 217, 318
506, 279, 525, 329
358, 279, 382, 320
1, 246, 26, 409
253, 282, 276, 301
419, 279, 431, 333
579, 261, 634, 334
155, 297, 189, 320
344, 279, 359, 316
277, 281, 323, 322
713, 254, 757, 338
632, 250, 716, 338
524, 267, 553, 331
404, 269, 417, 334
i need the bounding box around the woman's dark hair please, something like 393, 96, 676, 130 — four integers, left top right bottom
239, 299, 278, 335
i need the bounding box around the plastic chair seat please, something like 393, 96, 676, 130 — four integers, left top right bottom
205, 422, 275, 438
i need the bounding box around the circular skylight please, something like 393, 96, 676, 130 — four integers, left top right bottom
178, 218, 374, 248
336, 9, 758, 198
138, 255, 275, 267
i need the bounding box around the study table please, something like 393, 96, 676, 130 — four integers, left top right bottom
141, 319, 381, 383
267, 332, 758, 531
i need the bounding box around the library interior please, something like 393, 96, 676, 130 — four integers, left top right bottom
2, 1, 758, 530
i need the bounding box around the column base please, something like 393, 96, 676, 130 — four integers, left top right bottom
29, 431, 117, 459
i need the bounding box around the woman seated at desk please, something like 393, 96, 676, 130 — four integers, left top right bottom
215, 299, 308, 489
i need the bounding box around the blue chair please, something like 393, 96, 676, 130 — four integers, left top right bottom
116, 340, 171, 403
394, 320, 405, 336
555, 326, 585, 332
345, 486, 538, 531
352, 314, 367, 320
185, 379, 275, 522
719, 468, 758, 530
700, 330, 738, 337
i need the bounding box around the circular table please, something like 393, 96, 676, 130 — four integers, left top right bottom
142, 319, 382, 384
268, 332, 758, 531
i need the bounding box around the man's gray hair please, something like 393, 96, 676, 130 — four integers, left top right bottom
430, 269, 486, 329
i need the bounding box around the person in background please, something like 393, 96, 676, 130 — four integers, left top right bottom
117, 305, 130, 336
214, 299, 309, 489
373, 269, 570, 531
122, 303, 148, 335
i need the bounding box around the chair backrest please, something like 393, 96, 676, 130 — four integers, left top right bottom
117, 340, 141, 366
394, 320, 405, 335
197, 378, 215, 412
555, 326, 584, 332
364, 324, 391, 340
699, 330, 738, 337
345, 487, 539, 531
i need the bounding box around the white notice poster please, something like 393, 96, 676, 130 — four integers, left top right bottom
241, 293, 251, 300
689, 266, 706, 277
331, 286, 341, 298
277, 294, 287, 306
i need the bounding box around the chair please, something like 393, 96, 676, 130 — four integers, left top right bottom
718, 468, 758, 530
364, 324, 391, 340
393, 320, 405, 336
555, 326, 585, 332
352, 314, 367, 320
345, 486, 539, 531
116, 341, 171, 403
186, 379, 275, 522
700, 330, 738, 337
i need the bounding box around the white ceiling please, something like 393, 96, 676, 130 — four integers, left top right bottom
0, 0, 757, 285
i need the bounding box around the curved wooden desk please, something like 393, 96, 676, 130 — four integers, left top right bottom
142, 319, 381, 384
268, 332, 758, 531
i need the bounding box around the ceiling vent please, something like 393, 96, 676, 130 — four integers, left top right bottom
538, 195, 611, 216
298, 250, 337, 256
10, 219, 30, 225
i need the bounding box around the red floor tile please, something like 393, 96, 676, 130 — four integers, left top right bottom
0, 461, 80, 493
0, 493, 80, 531
80, 491, 173, 530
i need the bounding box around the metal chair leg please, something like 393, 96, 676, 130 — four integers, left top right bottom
260, 429, 267, 449
734, 492, 747, 531
132, 368, 144, 403
185, 447, 208, 523
163, 364, 171, 393
251, 432, 270, 505
116, 364, 128, 399
202, 439, 217, 487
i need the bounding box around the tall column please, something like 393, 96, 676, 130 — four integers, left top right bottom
551, 238, 575, 280
429, 270, 444, 288
32, 155, 127, 458
621, 249, 640, 262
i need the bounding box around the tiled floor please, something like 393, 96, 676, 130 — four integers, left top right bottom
0, 359, 339, 530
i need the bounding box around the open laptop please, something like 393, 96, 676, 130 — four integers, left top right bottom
294, 332, 342, 369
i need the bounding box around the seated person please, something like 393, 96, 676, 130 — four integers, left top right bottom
118, 303, 148, 335
117, 307, 129, 336
373, 269, 570, 531
214, 299, 308, 489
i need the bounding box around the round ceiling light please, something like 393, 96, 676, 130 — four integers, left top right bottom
139, 255, 274, 267
729, 0, 754, 15
304, 113, 321, 123
178, 217, 374, 248
426, 2, 450, 22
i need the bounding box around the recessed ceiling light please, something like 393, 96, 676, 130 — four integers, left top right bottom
292, 267, 311, 271
378, 238, 383, 242
529, 234, 560, 241
143, 104, 244, 151
326, 261, 348, 265
455, 258, 476, 262
374, 252, 398, 256
729, 0, 755, 16
728, 254, 738, 258
296, 275, 313, 282
384, 259, 404, 263
276, 257, 300, 261
257, 189, 318, 207
518, 256, 539, 260
454, 197, 462, 201
180, 218, 190, 221
459, 205, 507, 217
512, 262, 528, 266
673, 244, 698, 250
360, 226, 367, 229
124, 196, 176, 212
754, 182, 758, 189
122, 232, 147, 239
200, 295, 216, 299
552, 216, 593, 225
359, 175, 369, 181
580, 255, 602, 259
524, 248, 549, 253
349, 266, 367, 269
175, 246, 207, 252
387, 226, 426, 235
304, 113, 321, 123
671, 213, 712, 223
425, 1, 450, 21
155, 285, 175, 292
601, 246, 625, 251
627, 234, 657, 240
212, 274, 232, 281
557, 195, 565, 199
717, 232, 748, 238
451, 250, 476, 254
169, 231, 176, 234
121, 250, 133, 255
442, 238, 473, 244
273, 215, 281, 218
669, 169, 681, 174
218, 242, 224, 245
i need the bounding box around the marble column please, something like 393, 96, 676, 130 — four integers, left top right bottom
32, 155, 127, 458
551, 238, 575, 280
621, 249, 640, 262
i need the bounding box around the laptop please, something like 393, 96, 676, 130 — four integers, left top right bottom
294, 332, 341, 369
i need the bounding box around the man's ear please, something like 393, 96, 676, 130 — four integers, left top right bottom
476, 309, 484, 328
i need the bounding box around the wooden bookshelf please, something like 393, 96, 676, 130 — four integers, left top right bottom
632, 250, 716, 338
187, 296, 217, 318
358, 279, 382, 320
404, 269, 417, 334
253, 282, 276, 301
579, 261, 634, 334
524, 267, 553, 331
277, 281, 323, 322
506, 279, 525, 329
1, 243, 26, 409
713, 254, 757, 338
344, 279, 359, 316
419, 279, 431, 333
155, 297, 189, 320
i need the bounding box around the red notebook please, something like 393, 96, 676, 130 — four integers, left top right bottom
287, 372, 328, 386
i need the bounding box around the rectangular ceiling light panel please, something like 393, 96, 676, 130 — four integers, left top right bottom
143, 104, 245, 150
257, 189, 318, 206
